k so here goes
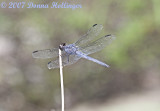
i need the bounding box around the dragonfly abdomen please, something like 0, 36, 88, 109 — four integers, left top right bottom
76, 51, 110, 68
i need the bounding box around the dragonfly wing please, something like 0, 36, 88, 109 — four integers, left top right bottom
75, 24, 103, 47
32, 48, 59, 59
80, 34, 116, 55
47, 54, 81, 69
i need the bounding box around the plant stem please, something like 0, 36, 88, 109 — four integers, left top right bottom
59, 49, 64, 111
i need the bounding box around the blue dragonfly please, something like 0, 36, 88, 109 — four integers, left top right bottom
32, 24, 115, 69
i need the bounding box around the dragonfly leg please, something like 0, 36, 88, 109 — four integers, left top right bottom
67, 55, 70, 63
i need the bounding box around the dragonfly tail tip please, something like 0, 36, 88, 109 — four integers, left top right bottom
105, 65, 110, 68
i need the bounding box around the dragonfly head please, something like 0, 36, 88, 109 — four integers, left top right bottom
59, 43, 66, 51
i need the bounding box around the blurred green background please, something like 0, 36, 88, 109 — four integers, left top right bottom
0, 0, 160, 111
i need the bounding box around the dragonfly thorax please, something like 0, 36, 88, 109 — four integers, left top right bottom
63, 44, 78, 55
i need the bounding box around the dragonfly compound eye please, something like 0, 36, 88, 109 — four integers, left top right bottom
59, 43, 66, 51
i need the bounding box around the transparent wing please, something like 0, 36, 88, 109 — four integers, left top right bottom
75, 24, 103, 47
79, 35, 116, 55
47, 54, 81, 69
32, 48, 59, 59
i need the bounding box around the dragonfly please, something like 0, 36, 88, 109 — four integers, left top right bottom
32, 24, 116, 69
